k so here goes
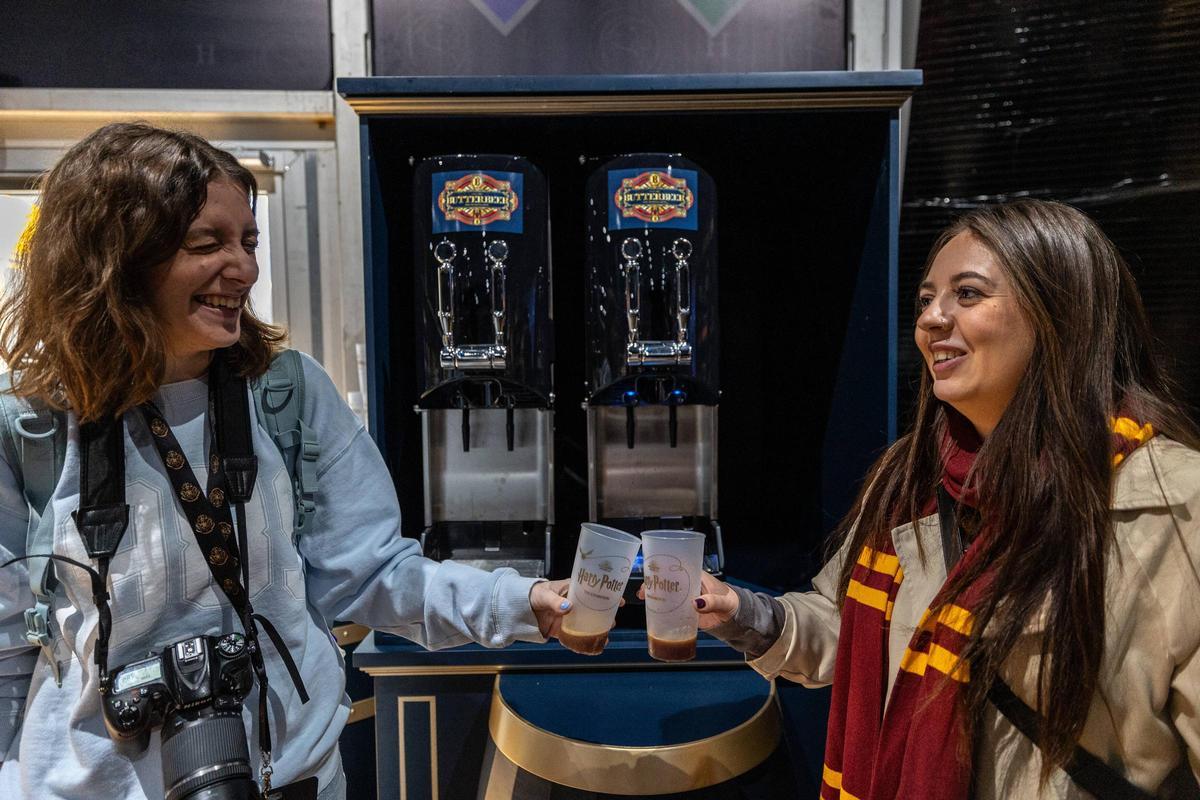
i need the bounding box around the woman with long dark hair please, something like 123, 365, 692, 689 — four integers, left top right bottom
698, 200, 1200, 797
0, 122, 571, 800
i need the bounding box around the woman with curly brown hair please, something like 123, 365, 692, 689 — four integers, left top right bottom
0, 122, 570, 800
697, 200, 1200, 798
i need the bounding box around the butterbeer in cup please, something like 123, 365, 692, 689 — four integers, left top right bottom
641, 530, 705, 662
559, 523, 641, 655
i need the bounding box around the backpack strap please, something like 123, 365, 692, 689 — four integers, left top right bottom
0, 375, 66, 686
253, 351, 319, 536
989, 678, 1154, 800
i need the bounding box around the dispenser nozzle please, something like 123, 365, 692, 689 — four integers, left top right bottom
505, 399, 515, 452
461, 404, 471, 453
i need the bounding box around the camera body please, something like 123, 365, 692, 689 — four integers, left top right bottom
105, 634, 259, 800
103, 633, 253, 744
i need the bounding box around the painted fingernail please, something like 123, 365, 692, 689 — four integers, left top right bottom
560, 600, 571, 611
695, 598, 706, 610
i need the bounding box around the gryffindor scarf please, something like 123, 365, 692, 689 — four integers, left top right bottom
819, 411, 1155, 800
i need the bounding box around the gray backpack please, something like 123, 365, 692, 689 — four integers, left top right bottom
0, 349, 319, 686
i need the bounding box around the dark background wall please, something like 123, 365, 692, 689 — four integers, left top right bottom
901, 0, 1200, 424
0, 0, 332, 89
372, 0, 845, 75
0, 1, 845, 88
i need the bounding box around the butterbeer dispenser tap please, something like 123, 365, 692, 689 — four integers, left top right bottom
584, 154, 723, 576
413, 155, 554, 577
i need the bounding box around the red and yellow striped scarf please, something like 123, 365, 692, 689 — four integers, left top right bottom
820, 413, 1155, 800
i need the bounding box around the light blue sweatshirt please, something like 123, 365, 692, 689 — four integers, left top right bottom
0, 353, 545, 799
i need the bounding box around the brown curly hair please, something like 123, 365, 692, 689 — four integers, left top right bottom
0, 122, 285, 422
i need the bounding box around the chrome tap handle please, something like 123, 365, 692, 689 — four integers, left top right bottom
433, 239, 457, 351
621, 237, 642, 346
672, 238, 692, 346
487, 239, 509, 347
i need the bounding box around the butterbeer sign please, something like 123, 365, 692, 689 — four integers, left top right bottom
608, 167, 699, 231
643, 555, 692, 613
571, 548, 632, 612
432, 170, 524, 234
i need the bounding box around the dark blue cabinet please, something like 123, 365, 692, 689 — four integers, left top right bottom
339, 71, 920, 799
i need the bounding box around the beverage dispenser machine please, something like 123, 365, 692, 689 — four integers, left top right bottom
413, 155, 554, 576
584, 153, 722, 576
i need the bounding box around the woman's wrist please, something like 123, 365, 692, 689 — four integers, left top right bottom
706, 585, 785, 659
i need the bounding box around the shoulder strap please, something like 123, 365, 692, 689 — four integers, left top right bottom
936, 485, 964, 575
0, 374, 67, 686
935, 485, 1156, 799
988, 679, 1154, 800
253, 350, 319, 536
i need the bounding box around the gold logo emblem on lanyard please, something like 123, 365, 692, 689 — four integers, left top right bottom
195, 514, 215, 534
209, 547, 229, 566
180, 483, 201, 503
209, 488, 225, 508
210, 454, 221, 475
166, 451, 185, 470
222, 577, 240, 594
219, 522, 233, 539
150, 419, 169, 438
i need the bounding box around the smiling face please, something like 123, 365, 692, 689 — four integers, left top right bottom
150, 179, 259, 382
915, 231, 1036, 438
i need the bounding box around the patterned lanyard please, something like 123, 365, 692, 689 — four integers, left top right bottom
136, 355, 310, 794
139, 398, 247, 608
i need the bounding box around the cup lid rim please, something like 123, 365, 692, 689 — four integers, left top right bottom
640, 529, 706, 540
579, 522, 641, 544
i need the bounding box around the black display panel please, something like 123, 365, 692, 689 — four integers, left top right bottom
584, 153, 720, 407
363, 108, 890, 590
0, 1, 332, 90
372, 0, 845, 76
412, 155, 553, 407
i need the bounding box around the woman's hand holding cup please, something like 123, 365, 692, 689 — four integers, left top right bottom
530, 579, 573, 639
638, 572, 738, 629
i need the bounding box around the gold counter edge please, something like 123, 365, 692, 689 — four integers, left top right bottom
486, 676, 781, 795
345, 91, 911, 115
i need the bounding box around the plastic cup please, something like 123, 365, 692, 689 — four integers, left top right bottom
641, 530, 706, 662
559, 523, 641, 655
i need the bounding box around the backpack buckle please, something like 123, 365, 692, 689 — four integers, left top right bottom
23, 605, 50, 647
24, 603, 63, 687
14, 410, 59, 440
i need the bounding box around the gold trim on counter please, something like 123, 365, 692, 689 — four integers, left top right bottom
344, 90, 911, 116
487, 677, 781, 794
398, 696, 439, 800
332, 623, 371, 647
347, 696, 376, 725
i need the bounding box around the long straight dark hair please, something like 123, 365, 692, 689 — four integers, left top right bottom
834, 199, 1199, 772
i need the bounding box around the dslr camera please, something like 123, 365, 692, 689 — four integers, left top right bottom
104, 633, 258, 800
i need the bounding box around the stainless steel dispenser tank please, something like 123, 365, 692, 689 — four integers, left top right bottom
413, 155, 554, 576
584, 153, 722, 573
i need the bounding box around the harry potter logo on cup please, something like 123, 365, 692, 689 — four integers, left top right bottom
571, 549, 631, 612
643, 555, 692, 613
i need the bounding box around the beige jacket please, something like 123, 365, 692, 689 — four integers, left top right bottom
749, 436, 1200, 798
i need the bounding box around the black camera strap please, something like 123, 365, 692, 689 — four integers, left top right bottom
73, 416, 129, 691
934, 487, 1154, 800
0, 417, 129, 690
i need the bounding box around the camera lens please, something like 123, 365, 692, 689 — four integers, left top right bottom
160, 708, 257, 800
